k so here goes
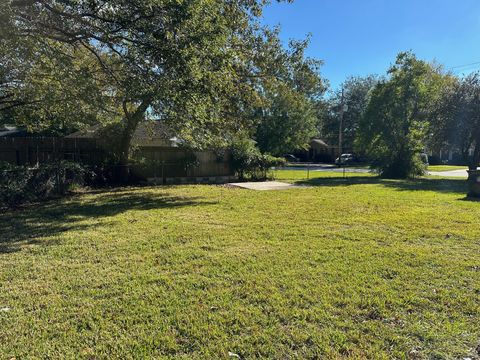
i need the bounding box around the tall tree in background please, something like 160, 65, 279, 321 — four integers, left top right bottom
320, 75, 378, 151
356, 52, 445, 178
430, 72, 480, 170
254, 35, 325, 155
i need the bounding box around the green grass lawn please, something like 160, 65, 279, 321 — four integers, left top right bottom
428, 165, 468, 172
1, 172, 479, 359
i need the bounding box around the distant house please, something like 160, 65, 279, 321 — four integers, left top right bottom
0, 125, 28, 138
0, 122, 236, 184
295, 138, 338, 162
66, 121, 180, 148
427, 145, 475, 165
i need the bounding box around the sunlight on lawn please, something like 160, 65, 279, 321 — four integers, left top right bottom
1, 172, 479, 358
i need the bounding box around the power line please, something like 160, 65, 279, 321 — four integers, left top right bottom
451, 65, 480, 74
450, 61, 480, 70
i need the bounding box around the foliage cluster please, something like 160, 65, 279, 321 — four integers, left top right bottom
320, 75, 379, 151
0, 161, 86, 208
2, 0, 324, 167
429, 73, 480, 170
320, 53, 480, 178
253, 35, 326, 155
356, 53, 448, 178
231, 137, 285, 180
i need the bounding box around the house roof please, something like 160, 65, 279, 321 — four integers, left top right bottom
66, 121, 174, 141
310, 139, 330, 148
0, 125, 28, 137
65, 124, 103, 139
134, 121, 173, 140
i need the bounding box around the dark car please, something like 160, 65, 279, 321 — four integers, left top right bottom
283, 154, 300, 163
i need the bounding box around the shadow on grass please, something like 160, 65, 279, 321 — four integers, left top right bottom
0, 187, 216, 254
292, 175, 471, 196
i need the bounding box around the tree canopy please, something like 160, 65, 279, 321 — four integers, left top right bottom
429, 72, 480, 170
320, 75, 379, 152
4, 0, 324, 165
253, 36, 326, 155
356, 52, 447, 178
5, 1, 477, 177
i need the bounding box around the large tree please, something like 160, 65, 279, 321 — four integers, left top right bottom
3, 0, 298, 167
320, 75, 379, 152
0, 39, 119, 133
356, 52, 446, 178
430, 72, 480, 170
254, 35, 325, 155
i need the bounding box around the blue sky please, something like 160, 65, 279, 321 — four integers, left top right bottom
262, 0, 480, 90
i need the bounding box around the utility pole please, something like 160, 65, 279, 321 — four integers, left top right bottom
338, 87, 345, 157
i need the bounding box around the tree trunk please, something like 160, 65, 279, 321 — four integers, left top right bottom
470, 142, 480, 171
116, 97, 152, 183
469, 129, 480, 171
467, 142, 480, 197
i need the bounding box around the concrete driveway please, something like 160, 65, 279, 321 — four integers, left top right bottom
228, 181, 307, 191
428, 169, 469, 178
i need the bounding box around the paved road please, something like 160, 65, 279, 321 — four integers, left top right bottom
281, 164, 470, 178
280, 164, 371, 173
428, 169, 468, 178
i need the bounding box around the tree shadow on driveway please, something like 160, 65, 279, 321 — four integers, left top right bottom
0, 187, 216, 254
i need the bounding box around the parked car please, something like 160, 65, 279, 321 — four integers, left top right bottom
335, 153, 354, 166
283, 154, 300, 163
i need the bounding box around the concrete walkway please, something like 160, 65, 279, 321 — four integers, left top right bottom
228, 181, 305, 191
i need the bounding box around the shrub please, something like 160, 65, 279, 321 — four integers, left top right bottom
0, 161, 87, 208
368, 150, 427, 179
231, 138, 285, 180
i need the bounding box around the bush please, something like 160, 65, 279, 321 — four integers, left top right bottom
231, 138, 285, 180
368, 150, 427, 179
0, 161, 87, 208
